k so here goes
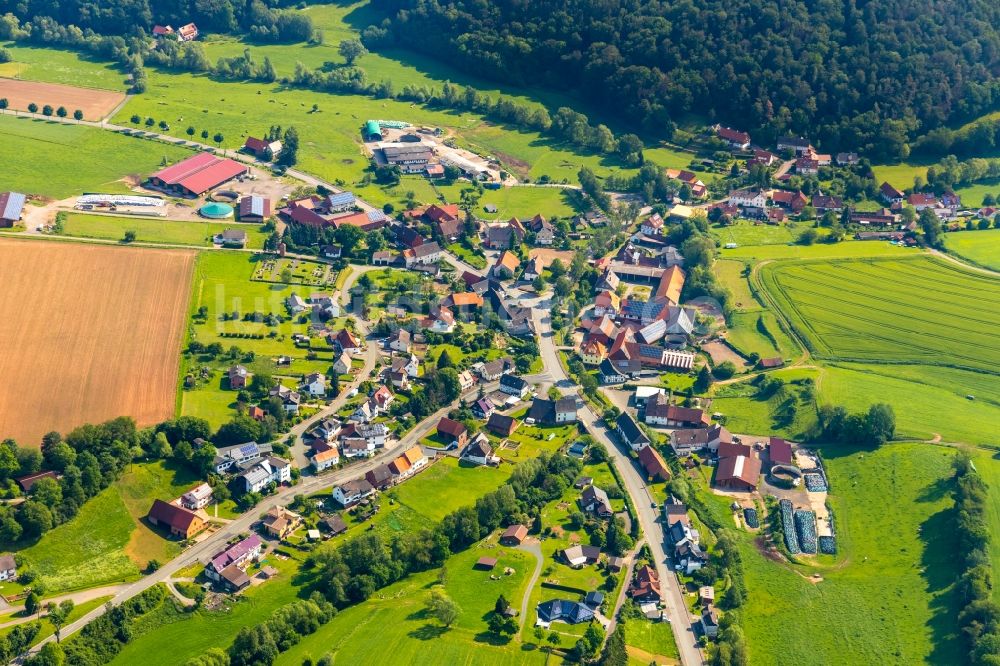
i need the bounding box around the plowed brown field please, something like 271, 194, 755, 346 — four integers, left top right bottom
0, 78, 126, 120
0, 239, 194, 444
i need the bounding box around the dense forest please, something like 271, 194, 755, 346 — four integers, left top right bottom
369, 0, 1000, 158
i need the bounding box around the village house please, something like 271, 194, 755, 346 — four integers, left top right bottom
147, 499, 206, 539
777, 136, 814, 155
436, 417, 469, 448
527, 396, 578, 425
389, 446, 428, 481
331, 328, 363, 354
561, 544, 602, 567
206, 534, 262, 591
300, 372, 327, 397
309, 418, 343, 443
365, 464, 394, 491
333, 351, 353, 376
262, 506, 302, 539
333, 479, 375, 507
536, 599, 595, 626
641, 213, 665, 236
492, 250, 521, 280
580, 485, 613, 518
637, 444, 670, 481
499, 373, 531, 399
714, 125, 751, 150
478, 357, 514, 381
616, 412, 651, 451
630, 564, 661, 602
243, 137, 282, 161
522, 255, 544, 281
462, 435, 499, 466
404, 241, 443, 267
486, 413, 520, 438
212, 441, 272, 474
181, 483, 213, 511
879, 182, 905, 204
388, 328, 412, 353
500, 524, 528, 546
581, 339, 608, 366
310, 445, 341, 472
268, 385, 301, 413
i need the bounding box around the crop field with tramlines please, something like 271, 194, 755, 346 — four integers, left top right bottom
760, 256, 1000, 374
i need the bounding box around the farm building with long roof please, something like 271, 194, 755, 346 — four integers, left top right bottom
149, 153, 249, 197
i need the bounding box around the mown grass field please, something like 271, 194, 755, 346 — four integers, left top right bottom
720, 239, 916, 262
761, 256, 1000, 374
724, 311, 797, 360
0, 115, 193, 199
709, 220, 802, 247
943, 228, 1000, 270
953, 180, 1000, 208
16, 489, 141, 594
0, 42, 130, 90
62, 213, 269, 248
15, 460, 200, 594
971, 450, 1000, 602
716, 259, 757, 311
735, 443, 963, 665
817, 363, 1000, 445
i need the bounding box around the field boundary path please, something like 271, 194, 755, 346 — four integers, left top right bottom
529, 303, 705, 666
516, 540, 544, 629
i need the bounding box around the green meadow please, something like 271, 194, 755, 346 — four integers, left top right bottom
943, 228, 1000, 270
62, 213, 270, 248
0, 115, 192, 199
817, 363, 1000, 445
0, 41, 129, 90
761, 255, 1000, 374
15, 461, 199, 594
736, 443, 963, 665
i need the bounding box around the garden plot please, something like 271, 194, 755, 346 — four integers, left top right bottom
252, 257, 338, 287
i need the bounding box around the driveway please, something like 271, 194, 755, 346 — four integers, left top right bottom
516, 540, 544, 628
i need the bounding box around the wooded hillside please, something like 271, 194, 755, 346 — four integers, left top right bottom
370, 0, 1000, 158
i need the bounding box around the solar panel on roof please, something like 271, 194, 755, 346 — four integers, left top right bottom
249, 196, 264, 217
328, 192, 355, 206
238, 443, 258, 457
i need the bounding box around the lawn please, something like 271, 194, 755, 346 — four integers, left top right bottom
720, 239, 916, 262
971, 450, 1000, 602
739, 443, 963, 665
438, 183, 583, 219
388, 457, 513, 523
0, 595, 113, 645
943, 228, 1000, 270
760, 255, 1000, 374
14, 460, 201, 594
715, 259, 758, 311
953, 180, 1000, 209
0, 42, 130, 91
623, 617, 680, 661
61, 213, 269, 248
709, 369, 819, 439
0, 115, 192, 199
16, 488, 141, 594
817, 363, 1000, 445
709, 220, 801, 247
724, 311, 797, 360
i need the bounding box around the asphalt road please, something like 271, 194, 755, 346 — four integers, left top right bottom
531, 302, 706, 666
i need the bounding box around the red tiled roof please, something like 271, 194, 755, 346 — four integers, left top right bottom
151, 153, 248, 196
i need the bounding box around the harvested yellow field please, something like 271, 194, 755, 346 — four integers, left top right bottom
0, 239, 194, 444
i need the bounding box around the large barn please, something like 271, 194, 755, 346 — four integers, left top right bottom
149, 153, 249, 197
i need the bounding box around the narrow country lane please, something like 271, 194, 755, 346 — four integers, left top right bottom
530, 303, 706, 666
